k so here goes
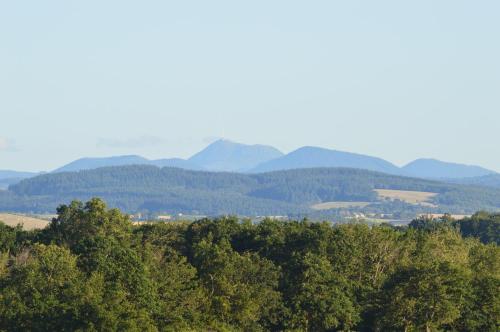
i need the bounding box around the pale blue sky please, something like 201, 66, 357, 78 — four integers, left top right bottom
1, 1, 499, 172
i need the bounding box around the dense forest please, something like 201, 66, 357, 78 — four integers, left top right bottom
448, 174, 500, 189
0, 198, 498, 331
3, 166, 500, 216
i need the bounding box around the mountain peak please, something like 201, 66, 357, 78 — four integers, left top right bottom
251, 146, 401, 174
53, 155, 150, 173
402, 158, 496, 179
189, 140, 283, 172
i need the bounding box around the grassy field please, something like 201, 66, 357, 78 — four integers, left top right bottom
311, 201, 372, 210
0, 213, 49, 230
374, 189, 438, 207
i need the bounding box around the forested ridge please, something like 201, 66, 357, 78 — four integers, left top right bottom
3, 165, 500, 215
0, 198, 498, 331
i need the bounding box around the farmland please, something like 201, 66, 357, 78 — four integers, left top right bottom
374, 189, 438, 207
0, 213, 49, 230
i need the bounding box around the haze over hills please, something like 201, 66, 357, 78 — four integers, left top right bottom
53, 155, 151, 173
448, 174, 500, 189
249, 146, 403, 175
188, 139, 284, 172
0, 170, 41, 190
2, 139, 499, 216
52, 140, 283, 174
49, 139, 498, 178
53, 155, 203, 173
3, 140, 498, 188
0, 170, 39, 180
401, 158, 495, 179
4, 165, 500, 216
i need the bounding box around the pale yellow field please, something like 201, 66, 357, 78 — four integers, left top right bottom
0, 213, 49, 230
311, 201, 372, 210
374, 189, 438, 207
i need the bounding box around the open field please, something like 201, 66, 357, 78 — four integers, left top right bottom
374, 189, 438, 207
311, 201, 372, 210
0, 213, 49, 230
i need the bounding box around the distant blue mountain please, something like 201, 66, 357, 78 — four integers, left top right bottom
0, 170, 39, 180
401, 158, 496, 179
14, 140, 497, 181
54, 155, 202, 173
0, 170, 40, 189
150, 158, 204, 170
189, 139, 284, 172
54, 155, 151, 173
53, 140, 282, 174
250, 146, 402, 174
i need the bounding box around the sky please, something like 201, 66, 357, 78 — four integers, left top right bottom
1, 1, 499, 172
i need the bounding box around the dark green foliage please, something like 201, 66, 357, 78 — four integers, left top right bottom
0, 198, 498, 331
285, 253, 360, 330
455, 212, 500, 244
378, 262, 470, 331
0, 244, 97, 331
4, 165, 500, 215
0, 222, 21, 253
409, 212, 500, 244
0, 221, 39, 255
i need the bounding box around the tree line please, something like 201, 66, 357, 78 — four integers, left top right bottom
0, 198, 498, 331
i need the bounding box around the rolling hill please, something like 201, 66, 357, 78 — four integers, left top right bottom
447, 174, 500, 189
54, 155, 151, 172
52, 140, 283, 174
4, 141, 499, 184
4, 165, 500, 216
0, 170, 38, 179
250, 146, 402, 174
0, 170, 40, 189
53, 155, 202, 173
401, 158, 496, 179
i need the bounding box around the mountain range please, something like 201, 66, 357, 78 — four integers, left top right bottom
1, 139, 497, 188
53, 155, 202, 173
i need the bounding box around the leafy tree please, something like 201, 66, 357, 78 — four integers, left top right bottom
0, 222, 21, 253
0, 244, 95, 331
455, 243, 500, 331
455, 212, 500, 244
285, 252, 359, 331
191, 237, 282, 330
1, 198, 499, 330
45, 198, 158, 330
151, 248, 207, 330
45, 198, 132, 249
378, 261, 470, 331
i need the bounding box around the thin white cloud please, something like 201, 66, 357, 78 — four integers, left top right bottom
0, 137, 19, 152
0, 137, 10, 150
